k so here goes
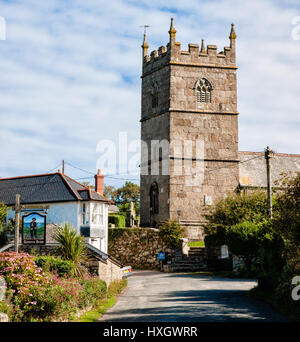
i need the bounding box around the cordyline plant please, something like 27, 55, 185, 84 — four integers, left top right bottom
52, 223, 88, 277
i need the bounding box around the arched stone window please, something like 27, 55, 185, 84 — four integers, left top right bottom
151, 82, 159, 108
149, 182, 159, 214
195, 78, 213, 103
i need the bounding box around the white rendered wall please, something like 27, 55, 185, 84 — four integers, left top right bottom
7, 202, 80, 232
7, 201, 109, 254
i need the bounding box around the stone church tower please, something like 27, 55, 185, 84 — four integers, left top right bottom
140, 19, 239, 240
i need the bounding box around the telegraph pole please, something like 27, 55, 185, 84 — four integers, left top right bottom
14, 194, 21, 252
264, 146, 273, 218
62, 160, 65, 174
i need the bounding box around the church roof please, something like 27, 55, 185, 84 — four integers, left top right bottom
0, 172, 112, 206
238, 151, 300, 188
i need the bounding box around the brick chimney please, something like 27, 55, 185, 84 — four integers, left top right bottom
94, 169, 104, 195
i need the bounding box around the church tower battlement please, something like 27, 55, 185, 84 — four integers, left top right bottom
142, 19, 236, 72
140, 19, 239, 239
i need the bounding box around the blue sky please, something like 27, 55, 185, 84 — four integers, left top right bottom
0, 0, 299, 188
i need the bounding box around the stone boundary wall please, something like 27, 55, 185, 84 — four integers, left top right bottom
108, 228, 174, 270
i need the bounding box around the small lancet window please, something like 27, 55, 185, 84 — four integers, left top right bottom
195, 78, 212, 103
150, 182, 159, 214
151, 82, 159, 108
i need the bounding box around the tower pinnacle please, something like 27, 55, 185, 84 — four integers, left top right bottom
141, 32, 149, 58
229, 23, 237, 49
200, 39, 206, 53
168, 17, 176, 42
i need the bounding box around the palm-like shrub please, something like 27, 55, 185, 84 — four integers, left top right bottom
52, 223, 88, 277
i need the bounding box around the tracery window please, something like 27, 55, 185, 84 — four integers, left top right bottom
195, 78, 212, 103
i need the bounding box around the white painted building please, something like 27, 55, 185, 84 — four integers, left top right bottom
0, 170, 112, 253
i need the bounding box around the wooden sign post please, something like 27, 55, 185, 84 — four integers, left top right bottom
14, 194, 21, 253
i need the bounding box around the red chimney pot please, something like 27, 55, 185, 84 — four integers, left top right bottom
94, 169, 104, 195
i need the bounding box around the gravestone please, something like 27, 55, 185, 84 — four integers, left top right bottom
0, 276, 8, 322
0, 276, 6, 301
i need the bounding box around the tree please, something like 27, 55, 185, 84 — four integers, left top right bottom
103, 185, 116, 199
0, 202, 7, 225
204, 190, 269, 229
112, 181, 140, 215
203, 190, 270, 245
273, 172, 300, 275
224, 221, 261, 273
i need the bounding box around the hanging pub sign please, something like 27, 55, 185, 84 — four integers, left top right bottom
22, 212, 46, 245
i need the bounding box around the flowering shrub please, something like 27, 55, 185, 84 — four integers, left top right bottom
0, 252, 107, 321
0, 252, 51, 320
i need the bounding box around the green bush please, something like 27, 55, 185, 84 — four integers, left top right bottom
0, 227, 8, 248
204, 224, 227, 247
225, 221, 260, 270
224, 221, 285, 282
273, 173, 300, 278
109, 213, 126, 228
34, 255, 75, 278
158, 220, 185, 249
274, 278, 300, 321
204, 190, 270, 234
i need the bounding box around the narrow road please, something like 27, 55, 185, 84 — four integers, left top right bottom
98, 271, 287, 322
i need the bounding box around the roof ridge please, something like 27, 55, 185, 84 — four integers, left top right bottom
59, 173, 82, 200
62, 174, 90, 190
90, 187, 111, 202
239, 151, 300, 157
0, 172, 58, 181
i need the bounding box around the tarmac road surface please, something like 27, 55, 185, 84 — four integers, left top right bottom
98, 271, 287, 322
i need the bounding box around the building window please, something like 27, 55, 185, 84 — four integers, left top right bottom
91, 203, 104, 225
81, 203, 89, 225
150, 182, 159, 214
195, 78, 212, 103
151, 82, 159, 108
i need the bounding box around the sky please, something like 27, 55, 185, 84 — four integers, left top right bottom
0, 0, 299, 188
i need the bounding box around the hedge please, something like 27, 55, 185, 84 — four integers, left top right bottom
108, 213, 126, 228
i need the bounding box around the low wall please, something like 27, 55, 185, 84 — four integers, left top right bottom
108, 228, 174, 270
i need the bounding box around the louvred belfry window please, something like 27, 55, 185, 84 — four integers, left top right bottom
196, 78, 212, 103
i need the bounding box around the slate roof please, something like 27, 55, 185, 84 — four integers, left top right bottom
108, 205, 120, 213
239, 151, 300, 188
0, 172, 112, 206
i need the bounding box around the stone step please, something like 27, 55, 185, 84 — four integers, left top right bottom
188, 251, 205, 256
165, 264, 206, 272
188, 248, 205, 258
189, 247, 205, 252
173, 258, 204, 263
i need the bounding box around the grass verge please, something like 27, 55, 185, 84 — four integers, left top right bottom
187, 241, 205, 247
74, 278, 127, 322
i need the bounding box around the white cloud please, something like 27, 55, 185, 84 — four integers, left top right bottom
0, 0, 299, 187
